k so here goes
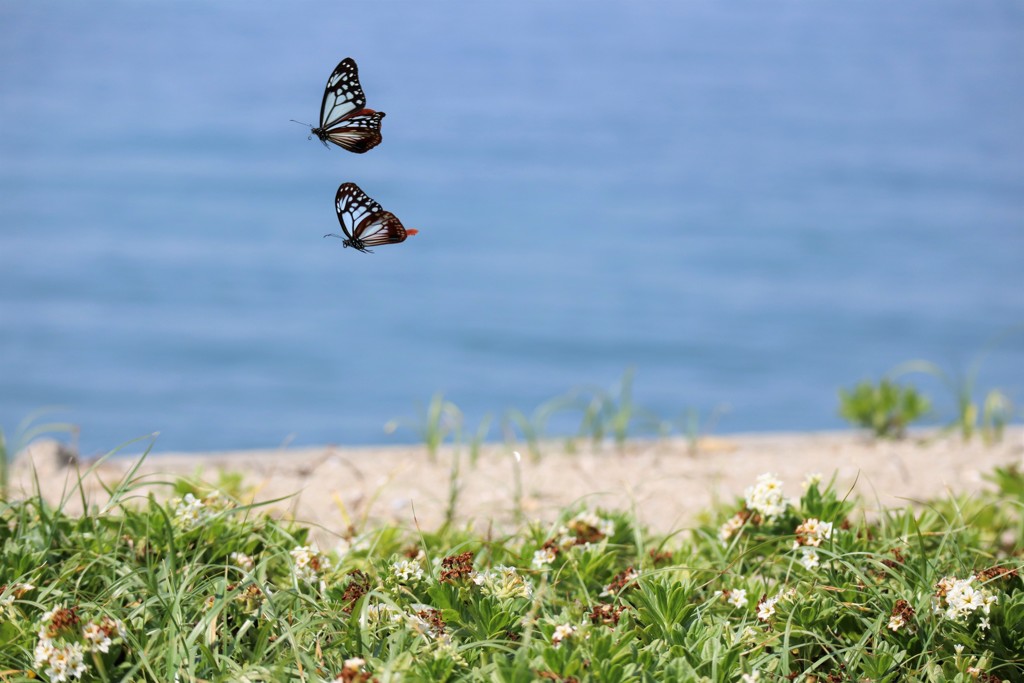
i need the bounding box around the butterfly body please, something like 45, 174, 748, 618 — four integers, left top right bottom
324, 183, 418, 254
310, 58, 385, 153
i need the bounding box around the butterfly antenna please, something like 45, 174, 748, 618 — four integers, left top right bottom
324, 233, 342, 239
290, 119, 313, 128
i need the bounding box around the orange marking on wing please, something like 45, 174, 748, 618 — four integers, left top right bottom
406, 229, 420, 236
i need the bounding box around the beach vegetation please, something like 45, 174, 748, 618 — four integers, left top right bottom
837, 378, 931, 438
895, 358, 1014, 444
1, 453, 1021, 680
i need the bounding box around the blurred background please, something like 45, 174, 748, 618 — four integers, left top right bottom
1, 1, 1022, 455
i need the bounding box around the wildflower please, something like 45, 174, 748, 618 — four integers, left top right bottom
230, 552, 255, 572
741, 671, 760, 683
290, 545, 332, 583
551, 623, 576, 647
336, 656, 372, 683
799, 547, 820, 571
407, 607, 446, 641
718, 513, 746, 545
601, 567, 639, 596
43, 641, 87, 682
936, 576, 996, 622
801, 472, 822, 490
532, 546, 558, 570
81, 617, 125, 654
794, 518, 833, 548
979, 617, 991, 631
744, 473, 787, 521
471, 566, 533, 600
589, 602, 627, 626
756, 594, 779, 622
438, 551, 474, 583
565, 511, 615, 544
172, 493, 210, 530
887, 599, 915, 633
360, 602, 402, 628
722, 588, 749, 609
391, 558, 424, 583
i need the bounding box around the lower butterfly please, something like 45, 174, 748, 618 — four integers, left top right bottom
324, 183, 419, 253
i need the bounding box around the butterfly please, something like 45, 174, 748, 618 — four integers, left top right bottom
307, 58, 385, 153
324, 183, 419, 253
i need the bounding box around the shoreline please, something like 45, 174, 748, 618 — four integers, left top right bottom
11, 428, 1024, 542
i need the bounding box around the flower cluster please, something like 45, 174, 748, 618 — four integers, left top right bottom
471, 565, 533, 600
718, 511, 747, 545
0, 582, 35, 612
744, 473, 787, 520
793, 518, 833, 548
391, 558, 425, 583
335, 656, 373, 683
532, 542, 559, 570
887, 599, 916, 632
34, 606, 126, 682
551, 622, 577, 648
561, 511, 616, 546
230, 551, 255, 572
290, 545, 332, 584
170, 492, 223, 530
755, 588, 796, 622
933, 576, 997, 623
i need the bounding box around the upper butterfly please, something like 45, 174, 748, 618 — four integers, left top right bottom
309, 58, 385, 153
324, 182, 419, 253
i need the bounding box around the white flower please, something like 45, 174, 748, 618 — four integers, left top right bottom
741, 671, 761, 683
887, 614, 906, 631
794, 518, 833, 547
342, 657, 366, 673
471, 566, 533, 600
757, 595, 779, 621
33, 637, 55, 667
43, 642, 87, 682
392, 559, 424, 583
290, 545, 331, 583
799, 547, 820, 571
360, 602, 402, 628
532, 547, 557, 570
82, 623, 111, 653
744, 473, 787, 520
938, 576, 996, 622
718, 513, 745, 545
979, 617, 991, 631
725, 588, 748, 609
230, 552, 255, 571
551, 623, 576, 647
172, 493, 208, 529
801, 473, 822, 490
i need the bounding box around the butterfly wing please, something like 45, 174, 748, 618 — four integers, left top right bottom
353, 211, 413, 246
323, 110, 385, 153
320, 58, 367, 129
335, 182, 385, 240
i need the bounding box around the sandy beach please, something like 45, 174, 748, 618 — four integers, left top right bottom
11, 429, 1024, 543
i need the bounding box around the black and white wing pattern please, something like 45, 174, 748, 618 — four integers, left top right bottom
310, 58, 385, 153
326, 182, 418, 253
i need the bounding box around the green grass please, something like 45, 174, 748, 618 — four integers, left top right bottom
1, 453, 1022, 681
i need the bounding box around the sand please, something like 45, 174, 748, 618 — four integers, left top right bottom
10, 429, 1024, 543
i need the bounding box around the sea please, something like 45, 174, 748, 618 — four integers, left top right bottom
1, 1, 1022, 455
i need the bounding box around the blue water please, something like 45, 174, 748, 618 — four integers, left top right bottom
2, 2, 1022, 455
